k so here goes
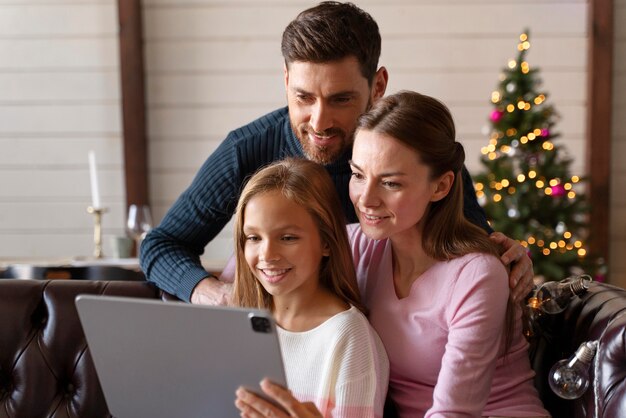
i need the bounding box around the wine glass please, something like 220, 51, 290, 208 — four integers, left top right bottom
126, 204, 153, 256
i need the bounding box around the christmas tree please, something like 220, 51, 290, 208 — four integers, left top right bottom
472, 31, 605, 282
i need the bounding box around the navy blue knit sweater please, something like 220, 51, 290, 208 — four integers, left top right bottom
141, 107, 491, 301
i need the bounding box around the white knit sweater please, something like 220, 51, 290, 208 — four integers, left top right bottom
277, 306, 389, 418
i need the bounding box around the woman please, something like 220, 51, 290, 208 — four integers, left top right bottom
236, 91, 548, 418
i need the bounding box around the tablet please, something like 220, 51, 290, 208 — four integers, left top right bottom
75, 295, 287, 418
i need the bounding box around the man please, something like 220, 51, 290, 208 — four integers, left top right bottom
141, 1, 533, 304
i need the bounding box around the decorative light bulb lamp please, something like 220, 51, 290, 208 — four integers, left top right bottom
524, 274, 592, 339
534, 274, 592, 314
549, 341, 598, 399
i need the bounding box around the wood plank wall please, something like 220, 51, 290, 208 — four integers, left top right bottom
142, 0, 590, 264
5, 0, 618, 283
0, 0, 125, 258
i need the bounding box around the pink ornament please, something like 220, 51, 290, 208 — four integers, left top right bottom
550, 184, 566, 197
541, 128, 549, 137
594, 273, 605, 283
490, 110, 504, 123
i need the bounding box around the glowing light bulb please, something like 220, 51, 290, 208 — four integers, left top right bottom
549, 341, 598, 399
522, 295, 542, 338
535, 275, 592, 314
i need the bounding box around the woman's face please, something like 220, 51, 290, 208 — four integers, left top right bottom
242, 190, 329, 300
349, 129, 441, 241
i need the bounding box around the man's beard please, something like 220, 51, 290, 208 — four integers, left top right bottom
289, 98, 372, 165
295, 124, 353, 165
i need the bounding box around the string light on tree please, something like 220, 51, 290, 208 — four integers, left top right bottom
472, 30, 606, 282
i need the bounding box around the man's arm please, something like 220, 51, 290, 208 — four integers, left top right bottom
461, 166, 533, 302
140, 107, 293, 302
461, 166, 493, 234
140, 139, 240, 302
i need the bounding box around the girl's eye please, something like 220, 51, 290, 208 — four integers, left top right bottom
281, 235, 298, 242
246, 235, 260, 242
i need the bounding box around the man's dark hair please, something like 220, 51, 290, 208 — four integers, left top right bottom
281, 1, 381, 84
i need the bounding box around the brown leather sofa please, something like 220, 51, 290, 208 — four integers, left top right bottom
528, 281, 626, 418
1, 279, 625, 418
0, 279, 179, 418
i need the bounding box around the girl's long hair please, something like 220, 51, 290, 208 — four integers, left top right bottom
232, 158, 365, 313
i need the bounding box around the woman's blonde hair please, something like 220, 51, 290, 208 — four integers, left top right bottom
232, 158, 365, 313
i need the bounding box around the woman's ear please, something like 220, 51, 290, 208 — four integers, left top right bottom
430, 171, 455, 202
322, 241, 331, 257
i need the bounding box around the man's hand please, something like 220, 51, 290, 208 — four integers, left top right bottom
235, 379, 323, 418
190, 276, 233, 305
490, 232, 534, 303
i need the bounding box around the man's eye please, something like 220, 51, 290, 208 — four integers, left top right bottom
350, 172, 363, 180
333, 96, 352, 104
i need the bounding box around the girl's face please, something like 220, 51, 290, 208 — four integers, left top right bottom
242, 190, 329, 301
349, 129, 446, 241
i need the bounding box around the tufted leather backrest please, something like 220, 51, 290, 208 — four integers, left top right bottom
0, 279, 179, 418
529, 281, 626, 418
2, 279, 626, 418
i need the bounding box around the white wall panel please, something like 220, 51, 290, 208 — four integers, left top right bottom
145, 40, 281, 73
382, 37, 587, 70
0, 0, 122, 260
143, 5, 297, 40
0, 231, 126, 259
4, 0, 610, 275
145, 36, 587, 75
0, 3, 116, 36
0, 201, 125, 232
0, 104, 120, 134
149, 171, 196, 203
0, 38, 118, 70
146, 73, 284, 105
0, 168, 121, 198
0, 137, 122, 166
141, 0, 592, 273
149, 138, 218, 171
148, 106, 280, 137
0, 72, 119, 102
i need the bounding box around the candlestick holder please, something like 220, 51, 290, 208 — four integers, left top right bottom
87, 206, 108, 258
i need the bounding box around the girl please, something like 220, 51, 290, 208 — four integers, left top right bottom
237, 91, 549, 418
232, 158, 389, 418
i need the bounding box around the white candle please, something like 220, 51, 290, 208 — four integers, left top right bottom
88, 150, 101, 208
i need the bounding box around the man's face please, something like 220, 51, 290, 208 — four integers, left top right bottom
284, 57, 375, 165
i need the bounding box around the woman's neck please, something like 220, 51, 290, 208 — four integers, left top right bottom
272, 287, 348, 332
390, 226, 437, 299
